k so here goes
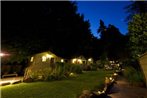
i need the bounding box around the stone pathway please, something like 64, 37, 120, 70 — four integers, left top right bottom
109, 77, 147, 98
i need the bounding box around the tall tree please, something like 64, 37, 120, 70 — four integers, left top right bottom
97, 20, 108, 60
125, 1, 147, 69
125, 1, 147, 22
125, 1, 147, 58
97, 20, 127, 61
1, 1, 94, 63
128, 13, 147, 59
97, 19, 107, 40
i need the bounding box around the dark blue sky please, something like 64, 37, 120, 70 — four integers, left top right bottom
76, 1, 131, 38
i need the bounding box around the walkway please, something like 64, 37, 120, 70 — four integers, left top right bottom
109, 77, 147, 98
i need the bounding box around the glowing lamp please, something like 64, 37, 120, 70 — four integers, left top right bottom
98, 91, 101, 94
109, 77, 113, 81
0, 53, 5, 57
88, 58, 92, 62
113, 73, 118, 76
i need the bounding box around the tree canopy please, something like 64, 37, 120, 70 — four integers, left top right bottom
125, 1, 147, 60
2, 1, 95, 63
124, 1, 147, 69
97, 20, 127, 61
128, 13, 147, 59
125, 1, 147, 22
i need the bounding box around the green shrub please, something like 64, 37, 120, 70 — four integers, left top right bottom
61, 63, 83, 74
46, 63, 82, 81
91, 64, 98, 71
69, 64, 83, 74
24, 66, 53, 82
24, 63, 83, 81
123, 66, 145, 84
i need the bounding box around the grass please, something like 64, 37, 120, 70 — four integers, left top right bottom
1, 70, 113, 98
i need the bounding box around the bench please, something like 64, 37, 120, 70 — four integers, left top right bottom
2, 73, 18, 78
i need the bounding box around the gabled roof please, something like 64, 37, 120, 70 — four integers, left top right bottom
33, 50, 63, 58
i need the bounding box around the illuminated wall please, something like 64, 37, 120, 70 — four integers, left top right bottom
139, 52, 147, 86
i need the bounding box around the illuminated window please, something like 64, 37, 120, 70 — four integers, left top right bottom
61, 59, 64, 63
30, 57, 34, 62
77, 59, 82, 64
72, 59, 76, 63
42, 56, 46, 62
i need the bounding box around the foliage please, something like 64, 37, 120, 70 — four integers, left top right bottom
124, 1, 147, 71
128, 13, 147, 60
69, 64, 83, 74
2, 1, 95, 63
90, 64, 98, 71
123, 66, 145, 85
24, 63, 83, 81
99, 52, 109, 66
1, 71, 113, 98
97, 20, 128, 61
124, 1, 147, 22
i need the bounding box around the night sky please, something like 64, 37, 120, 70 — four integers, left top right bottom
76, 1, 131, 38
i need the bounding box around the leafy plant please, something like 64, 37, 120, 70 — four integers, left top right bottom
123, 66, 145, 86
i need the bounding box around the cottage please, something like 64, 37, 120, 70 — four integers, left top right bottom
71, 56, 93, 65
139, 52, 147, 86
71, 56, 87, 64
24, 51, 64, 81
29, 51, 64, 66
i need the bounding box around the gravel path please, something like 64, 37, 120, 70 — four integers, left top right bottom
109, 77, 147, 98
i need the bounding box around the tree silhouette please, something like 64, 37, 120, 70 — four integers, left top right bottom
124, 1, 147, 69
124, 1, 147, 22
97, 19, 127, 61
1, 1, 95, 63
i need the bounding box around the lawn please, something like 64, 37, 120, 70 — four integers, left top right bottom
1, 70, 113, 98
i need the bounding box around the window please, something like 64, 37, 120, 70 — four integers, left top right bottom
42, 56, 47, 62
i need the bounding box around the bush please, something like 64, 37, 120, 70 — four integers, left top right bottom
62, 63, 82, 74
69, 64, 83, 74
123, 66, 145, 86
24, 63, 83, 81
91, 64, 98, 71
24, 67, 53, 81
